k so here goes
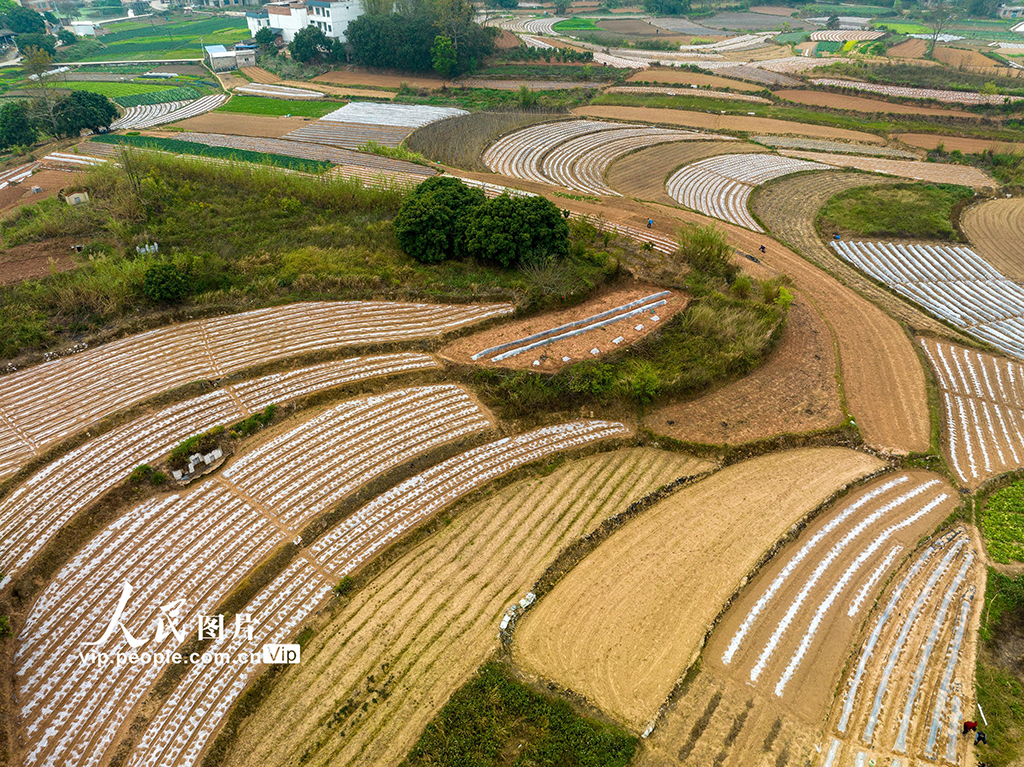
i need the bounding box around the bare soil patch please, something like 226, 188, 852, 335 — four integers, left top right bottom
888, 38, 927, 59
220, 449, 713, 767
606, 139, 763, 203
315, 68, 444, 89
648, 299, 842, 445
278, 79, 395, 99
0, 234, 80, 285
0, 169, 73, 214
513, 447, 884, 729
962, 197, 1024, 282
217, 71, 248, 90
162, 113, 313, 138
897, 132, 1024, 154
441, 285, 686, 371
775, 89, 971, 117
934, 45, 998, 69
573, 105, 885, 143
779, 148, 997, 187
626, 67, 765, 92
241, 66, 281, 84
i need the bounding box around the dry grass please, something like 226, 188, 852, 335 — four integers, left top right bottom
405, 112, 567, 171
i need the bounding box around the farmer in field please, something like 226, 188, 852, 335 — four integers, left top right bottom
963, 720, 977, 735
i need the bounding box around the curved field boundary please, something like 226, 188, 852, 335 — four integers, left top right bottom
752, 135, 917, 158
832, 529, 980, 765
126, 419, 629, 767
219, 449, 712, 767
513, 447, 884, 729
775, 88, 972, 117
540, 126, 706, 196
811, 78, 1024, 106
113, 95, 228, 130
920, 337, 1024, 486
14, 384, 490, 767
779, 149, 995, 188
666, 153, 831, 231
833, 240, 1024, 358
810, 30, 885, 41
0, 353, 437, 586
482, 119, 627, 185
281, 121, 412, 149
0, 300, 511, 483
962, 197, 1024, 283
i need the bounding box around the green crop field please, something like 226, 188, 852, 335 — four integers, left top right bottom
553, 17, 599, 30
78, 16, 249, 61
875, 22, 933, 34
59, 81, 175, 98
981, 481, 1024, 563
91, 134, 334, 173
215, 95, 339, 118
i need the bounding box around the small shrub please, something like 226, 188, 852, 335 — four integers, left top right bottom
143, 262, 190, 304
129, 463, 155, 483
333, 575, 355, 596
231, 404, 277, 438
0, 614, 11, 639
463, 193, 569, 269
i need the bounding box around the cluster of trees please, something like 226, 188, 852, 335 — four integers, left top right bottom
0, 50, 118, 151
287, 24, 345, 64
392, 176, 569, 269
642, 0, 689, 15
347, 0, 495, 77
499, 46, 593, 63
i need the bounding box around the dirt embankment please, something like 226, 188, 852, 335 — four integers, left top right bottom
648, 298, 843, 445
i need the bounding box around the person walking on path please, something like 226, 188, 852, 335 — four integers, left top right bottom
647, 218, 653, 229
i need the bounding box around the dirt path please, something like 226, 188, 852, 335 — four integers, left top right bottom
647, 298, 843, 445
573, 105, 886, 143
513, 447, 884, 730
220, 449, 713, 767
962, 197, 1024, 283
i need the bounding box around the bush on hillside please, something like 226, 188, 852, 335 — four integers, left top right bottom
392, 176, 486, 263
143, 262, 190, 304
53, 90, 118, 137
0, 100, 35, 150
463, 194, 569, 269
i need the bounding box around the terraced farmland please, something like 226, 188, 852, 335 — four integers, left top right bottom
284, 103, 466, 149
13, 384, 493, 767
0, 354, 436, 584
779, 149, 995, 187
112, 95, 228, 130
832, 240, 1024, 358
666, 153, 831, 231
811, 78, 1024, 105
513, 447, 884, 729
920, 337, 1024, 486
219, 448, 712, 767
0, 301, 510, 482
125, 420, 630, 767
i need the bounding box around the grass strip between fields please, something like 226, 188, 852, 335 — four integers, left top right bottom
215, 95, 340, 118
90, 134, 333, 173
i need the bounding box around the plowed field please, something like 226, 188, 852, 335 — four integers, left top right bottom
605, 139, 764, 204
888, 39, 927, 58
779, 149, 996, 188
962, 197, 1024, 282
934, 45, 997, 69
626, 68, 765, 91
219, 449, 713, 767
897, 132, 1024, 154
749, 172, 935, 453
513, 447, 884, 729
572, 106, 885, 143
648, 299, 843, 445
162, 113, 311, 138
774, 89, 969, 117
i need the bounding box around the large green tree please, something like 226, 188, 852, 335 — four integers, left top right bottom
347, 8, 493, 74
392, 176, 486, 263
0, 100, 35, 150
17, 32, 56, 57
430, 33, 456, 79
463, 194, 569, 269
53, 90, 117, 137
5, 5, 45, 34
288, 24, 342, 63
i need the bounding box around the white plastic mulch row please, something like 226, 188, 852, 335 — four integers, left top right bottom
128, 419, 628, 767
678, 33, 773, 52
0, 354, 437, 586
832, 240, 1024, 359
483, 119, 627, 185
0, 161, 39, 190
15, 384, 483, 767
666, 153, 831, 231
0, 301, 512, 483
112, 94, 229, 130
812, 77, 1024, 105
752, 135, 917, 159
235, 83, 324, 99
607, 86, 770, 104
319, 102, 467, 127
